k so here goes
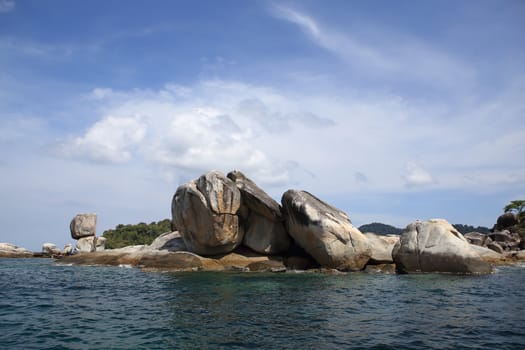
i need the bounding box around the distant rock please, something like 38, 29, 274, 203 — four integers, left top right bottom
172, 171, 244, 255
281, 189, 370, 271
0, 243, 33, 258
70, 213, 97, 239
363, 232, 399, 264
227, 170, 291, 254
42, 243, 61, 255
392, 219, 492, 274
464, 232, 491, 246
148, 231, 186, 251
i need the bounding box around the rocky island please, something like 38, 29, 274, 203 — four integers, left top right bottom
2, 170, 524, 273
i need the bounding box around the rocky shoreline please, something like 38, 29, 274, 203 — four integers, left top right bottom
2, 169, 524, 274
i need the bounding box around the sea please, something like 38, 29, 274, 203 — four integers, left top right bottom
0, 258, 524, 350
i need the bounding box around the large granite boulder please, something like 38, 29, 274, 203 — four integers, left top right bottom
487, 230, 520, 251
76, 236, 96, 253
392, 219, 492, 274
70, 213, 97, 239
281, 189, 371, 271
95, 236, 106, 251
363, 233, 399, 264
227, 170, 291, 254
172, 171, 244, 255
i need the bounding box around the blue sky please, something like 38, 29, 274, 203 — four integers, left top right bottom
1, 0, 524, 250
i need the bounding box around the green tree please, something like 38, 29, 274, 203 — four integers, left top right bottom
504, 200, 525, 221
102, 219, 172, 249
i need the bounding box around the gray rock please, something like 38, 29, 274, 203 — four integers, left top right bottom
149, 231, 186, 251
464, 232, 490, 246
70, 213, 97, 239
0, 243, 33, 257
281, 189, 371, 271
62, 244, 73, 255
363, 233, 399, 264
95, 236, 106, 251
486, 241, 505, 254
469, 244, 506, 264
172, 171, 244, 255
392, 219, 492, 274
227, 170, 291, 254
42, 243, 61, 255
76, 236, 96, 253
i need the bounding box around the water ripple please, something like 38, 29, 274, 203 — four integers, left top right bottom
1, 259, 524, 349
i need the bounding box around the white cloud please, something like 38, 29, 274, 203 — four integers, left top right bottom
50, 78, 524, 196
0, 0, 15, 13
403, 162, 436, 187
58, 115, 147, 163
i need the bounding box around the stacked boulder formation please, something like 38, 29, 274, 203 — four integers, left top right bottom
60, 169, 525, 273
464, 212, 522, 254
168, 170, 492, 274
70, 213, 105, 253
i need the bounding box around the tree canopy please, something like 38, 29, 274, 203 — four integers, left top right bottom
504, 200, 525, 221
102, 219, 172, 249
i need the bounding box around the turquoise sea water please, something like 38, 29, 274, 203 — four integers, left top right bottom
0, 258, 524, 349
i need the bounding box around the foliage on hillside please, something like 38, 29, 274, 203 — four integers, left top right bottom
102, 219, 172, 249
358, 223, 403, 235
452, 224, 490, 234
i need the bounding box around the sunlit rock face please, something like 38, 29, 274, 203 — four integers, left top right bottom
281, 189, 370, 271
392, 219, 492, 274
172, 171, 244, 256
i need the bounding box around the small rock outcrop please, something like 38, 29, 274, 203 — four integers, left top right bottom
392, 219, 492, 274
281, 189, 371, 271
42, 243, 61, 255
0, 243, 33, 258
148, 231, 186, 251
363, 233, 399, 264
494, 212, 519, 231
172, 171, 244, 255
70, 213, 97, 239
227, 170, 291, 254
464, 232, 492, 247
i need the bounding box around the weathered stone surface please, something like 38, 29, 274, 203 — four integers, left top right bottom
62, 244, 73, 255
281, 189, 371, 271
70, 213, 97, 239
0, 243, 33, 258
42, 243, 60, 255
57, 246, 284, 272
76, 236, 96, 253
227, 170, 291, 254
486, 241, 505, 254
95, 236, 106, 251
464, 232, 490, 246
172, 171, 244, 256
469, 245, 508, 264
149, 231, 186, 251
392, 219, 492, 274
363, 233, 399, 264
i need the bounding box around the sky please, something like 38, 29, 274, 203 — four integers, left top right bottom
1, 0, 524, 251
